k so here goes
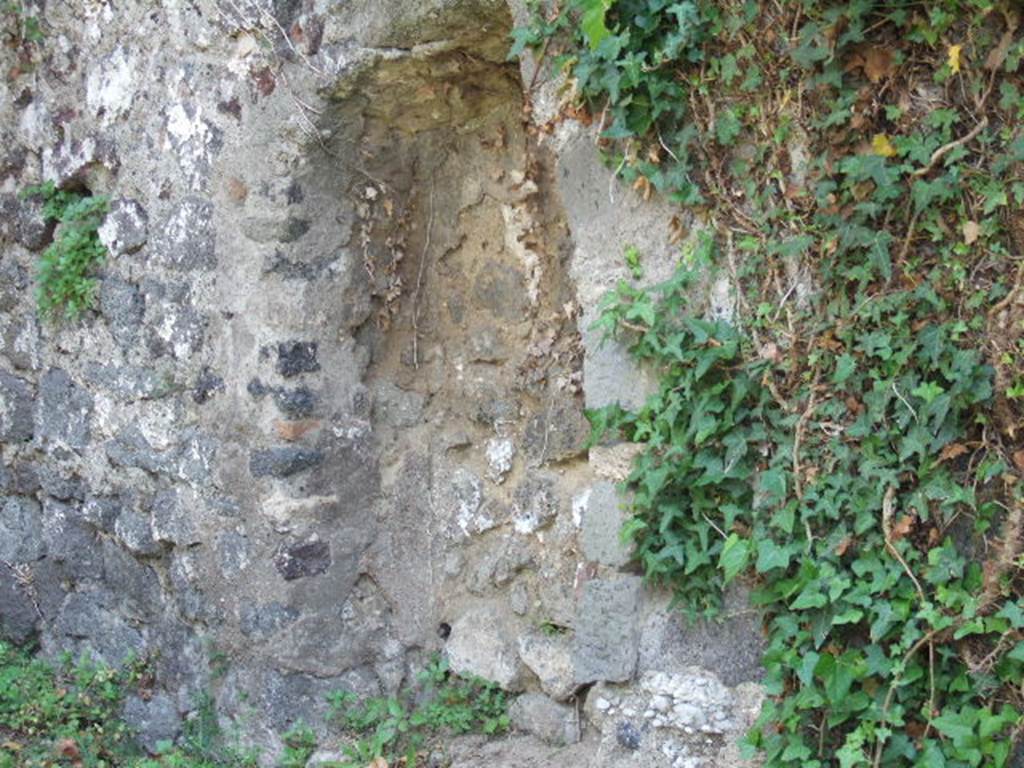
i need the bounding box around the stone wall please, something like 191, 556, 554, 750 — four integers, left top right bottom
0, 1, 762, 765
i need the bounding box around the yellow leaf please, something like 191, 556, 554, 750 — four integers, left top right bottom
948, 44, 962, 74
962, 220, 980, 245
872, 133, 897, 158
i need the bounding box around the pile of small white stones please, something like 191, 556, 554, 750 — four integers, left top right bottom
639, 669, 737, 735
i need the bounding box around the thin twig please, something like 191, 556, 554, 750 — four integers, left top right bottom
702, 513, 728, 540
891, 382, 918, 423
793, 370, 821, 501
897, 207, 921, 264
658, 131, 679, 163
880, 485, 935, 742
910, 117, 988, 178
872, 628, 940, 768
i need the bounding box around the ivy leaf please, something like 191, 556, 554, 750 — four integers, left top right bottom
834, 354, 856, 384
759, 468, 787, 507
1007, 642, 1024, 663
932, 710, 975, 746
579, 0, 612, 50
912, 381, 945, 405
791, 584, 827, 610
719, 533, 750, 584
756, 539, 791, 573
918, 741, 946, 768
995, 602, 1024, 628
715, 108, 742, 146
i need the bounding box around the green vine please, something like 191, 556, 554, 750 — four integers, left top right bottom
22, 181, 109, 322
517, 0, 1024, 765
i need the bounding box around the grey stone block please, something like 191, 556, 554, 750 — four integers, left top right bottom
446, 606, 525, 690
99, 278, 145, 348
572, 577, 642, 684
580, 482, 632, 568
582, 328, 657, 412
37, 368, 93, 450
509, 693, 578, 746
638, 588, 764, 687
0, 496, 43, 563
50, 591, 145, 665
250, 447, 324, 478
123, 694, 181, 754
274, 540, 330, 580
98, 198, 148, 255
0, 369, 34, 442
517, 631, 576, 701
152, 196, 216, 271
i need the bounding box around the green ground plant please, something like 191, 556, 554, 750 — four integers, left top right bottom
0, 644, 508, 768
0, 642, 258, 768
21, 181, 109, 322
517, 0, 1024, 765
325, 656, 510, 767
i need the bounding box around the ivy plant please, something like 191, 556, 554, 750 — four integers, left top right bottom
518, 0, 1024, 764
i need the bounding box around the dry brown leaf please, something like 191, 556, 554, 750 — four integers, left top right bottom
1, 742, 22, 752
368, 757, 389, 768
667, 215, 688, 245
962, 220, 980, 245
835, 536, 854, 557
939, 442, 968, 462
632, 175, 653, 201
1013, 449, 1024, 472
863, 46, 894, 82
985, 29, 1015, 71
55, 739, 81, 760
890, 515, 915, 541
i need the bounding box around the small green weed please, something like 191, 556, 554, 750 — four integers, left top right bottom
325, 656, 509, 767
21, 181, 109, 322
1, 2, 44, 47
279, 724, 317, 768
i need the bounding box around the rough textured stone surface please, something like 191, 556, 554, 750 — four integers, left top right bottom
249, 448, 324, 478
275, 341, 320, 378
573, 578, 643, 684
638, 589, 764, 687
122, 694, 181, 754
446, 606, 525, 690
0, 369, 34, 442
37, 369, 93, 450
273, 540, 331, 581
510, 693, 578, 746
0, 496, 44, 563
98, 198, 148, 256
518, 631, 576, 701
580, 482, 632, 568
